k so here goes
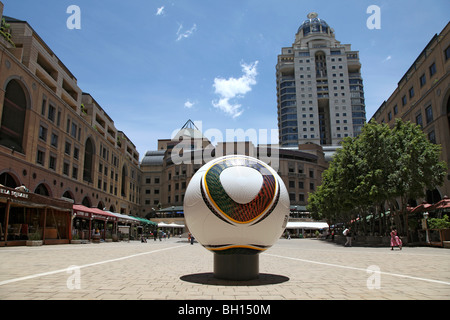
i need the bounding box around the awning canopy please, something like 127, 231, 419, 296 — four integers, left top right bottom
286, 221, 329, 230
429, 196, 450, 211
158, 222, 185, 228
106, 211, 140, 223
73, 204, 117, 221
130, 216, 158, 226
73, 205, 157, 225
410, 202, 432, 214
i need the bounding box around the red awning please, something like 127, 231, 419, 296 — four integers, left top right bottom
429, 196, 450, 211
410, 202, 432, 214
73, 205, 117, 221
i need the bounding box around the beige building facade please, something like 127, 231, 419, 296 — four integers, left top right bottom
0, 4, 140, 215
140, 121, 329, 222
371, 22, 450, 202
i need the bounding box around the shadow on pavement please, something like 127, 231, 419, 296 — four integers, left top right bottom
180, 272, 289, 286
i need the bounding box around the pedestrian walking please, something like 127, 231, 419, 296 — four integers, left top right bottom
390, 227, 402, 250
343, 227, 352, 247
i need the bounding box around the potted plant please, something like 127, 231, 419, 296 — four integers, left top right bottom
26, 229, 43, 246
70, 233, 82, 244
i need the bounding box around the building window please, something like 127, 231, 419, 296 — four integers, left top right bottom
57, 110, 61, 127
63, 162, 70, 176
41, 96, 47, 116
71, 122, 77, 138
429, 63, 437, 77
38, 126, 48, 141
72, 166, 78, 180
428, 131, 436, 144
36, 150, 45, 165
299, 194, 305, 202
425, 105, 433, 124
48, 104, 56, 122
388, 112, 392, 121
393, 105, 398, 115
65, 141, 71, 155
416, 113, 423, 127
409, 87, 414, 98
74, 147, 79, 160
50, 133, 58, 148
420, 74, 426, 87
445, 46, 450, 60
83, 138, 95, 183
402, 95, 407, 106
49, 155, 56, 170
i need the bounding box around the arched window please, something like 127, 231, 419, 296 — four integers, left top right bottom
97, 201, 105, 210
0, 172, 19, 188
82, 196, 91, 207
62, 190, 74, 200
34, 183, 50, 196
0, 79, 28, 153
83, 138, 95, 183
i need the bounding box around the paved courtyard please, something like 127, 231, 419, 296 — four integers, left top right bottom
0, 238, 449, 301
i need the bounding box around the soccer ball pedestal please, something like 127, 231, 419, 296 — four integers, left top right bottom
213, 253, 259, 281
183, 155, 290, 282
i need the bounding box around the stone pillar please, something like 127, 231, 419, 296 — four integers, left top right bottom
213, 253, 259, 281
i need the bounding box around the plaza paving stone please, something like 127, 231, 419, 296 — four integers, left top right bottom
0, 238, 449, 300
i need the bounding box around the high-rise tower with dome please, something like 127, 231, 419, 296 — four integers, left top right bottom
277, 13, 366, 147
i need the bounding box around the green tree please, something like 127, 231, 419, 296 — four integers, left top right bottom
308, 119, 447, 238
387, 120, 447, 235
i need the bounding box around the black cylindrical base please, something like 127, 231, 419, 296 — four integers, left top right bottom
213, 253, 259, 281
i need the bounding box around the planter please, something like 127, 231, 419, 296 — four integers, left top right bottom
92, 234, 101, 244
112, 234, 119, 242
44, 228, 58, 239
105, 239, 112, 243
26, 240, 43, 246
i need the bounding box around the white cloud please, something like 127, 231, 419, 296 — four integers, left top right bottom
184, 100, 195, 109
212, 61, 259, 118
176, 23, 197, 41
156, 6, 165, 16
382, 55, 392, 62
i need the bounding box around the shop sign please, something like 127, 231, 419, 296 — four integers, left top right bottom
0, 187, 29, 199
74, 211, 90, 218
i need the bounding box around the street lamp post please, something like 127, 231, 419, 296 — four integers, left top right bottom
423, 212, 429, 244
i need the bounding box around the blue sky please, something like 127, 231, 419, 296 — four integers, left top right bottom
2, 0, 449, 157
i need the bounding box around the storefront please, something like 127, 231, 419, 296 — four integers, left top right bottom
0, 186, 73, 246
72, 205, 118, 242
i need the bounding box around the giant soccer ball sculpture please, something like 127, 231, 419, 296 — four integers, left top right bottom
184, 155, 289, 280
